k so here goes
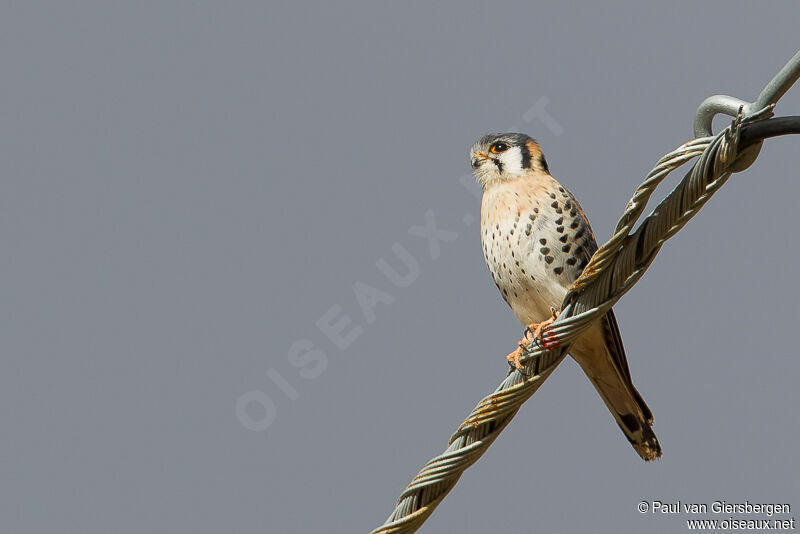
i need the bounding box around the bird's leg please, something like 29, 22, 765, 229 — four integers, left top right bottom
506, 341, 528, 371
506, 321, 541, 371
507, 307, 562, 371
523, 306, 562, 351
527, 306, 560, 340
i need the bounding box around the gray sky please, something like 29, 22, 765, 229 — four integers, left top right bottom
1, 2, 798, 533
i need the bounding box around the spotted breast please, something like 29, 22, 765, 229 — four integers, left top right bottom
480, 173, 595, 326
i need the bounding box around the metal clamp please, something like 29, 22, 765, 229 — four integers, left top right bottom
694, 49, 800, 138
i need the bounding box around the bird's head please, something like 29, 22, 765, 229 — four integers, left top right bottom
470, 133, 549, 189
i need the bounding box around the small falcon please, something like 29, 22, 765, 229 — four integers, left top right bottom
470, 133, 661, 461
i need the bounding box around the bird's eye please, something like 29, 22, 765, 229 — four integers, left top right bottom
489, 142, 509, 154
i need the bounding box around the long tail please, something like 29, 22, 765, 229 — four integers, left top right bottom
571, 312, 662, 461
595, 374, 661, 461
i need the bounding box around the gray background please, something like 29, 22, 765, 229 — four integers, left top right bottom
2, 2, 798, 533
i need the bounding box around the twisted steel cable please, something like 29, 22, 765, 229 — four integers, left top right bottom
372, 52, 800, 534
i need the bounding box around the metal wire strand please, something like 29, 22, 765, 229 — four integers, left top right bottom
372, 51, 800, 534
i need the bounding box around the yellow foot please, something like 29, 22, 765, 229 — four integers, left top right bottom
526, 306, 560, 339
506, 345, 525, 371
509, 307, 562, 370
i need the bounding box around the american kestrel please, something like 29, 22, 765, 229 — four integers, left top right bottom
470, 133, 661, 461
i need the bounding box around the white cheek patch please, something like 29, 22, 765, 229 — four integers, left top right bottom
498, 146, 524, 176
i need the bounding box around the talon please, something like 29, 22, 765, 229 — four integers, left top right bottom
535, 307, 560, 337
532, 322, 545, 340
507, 308, 562, 370
506, 346, 524, 371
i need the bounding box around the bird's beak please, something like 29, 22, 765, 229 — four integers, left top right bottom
471, 152, 488, 169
